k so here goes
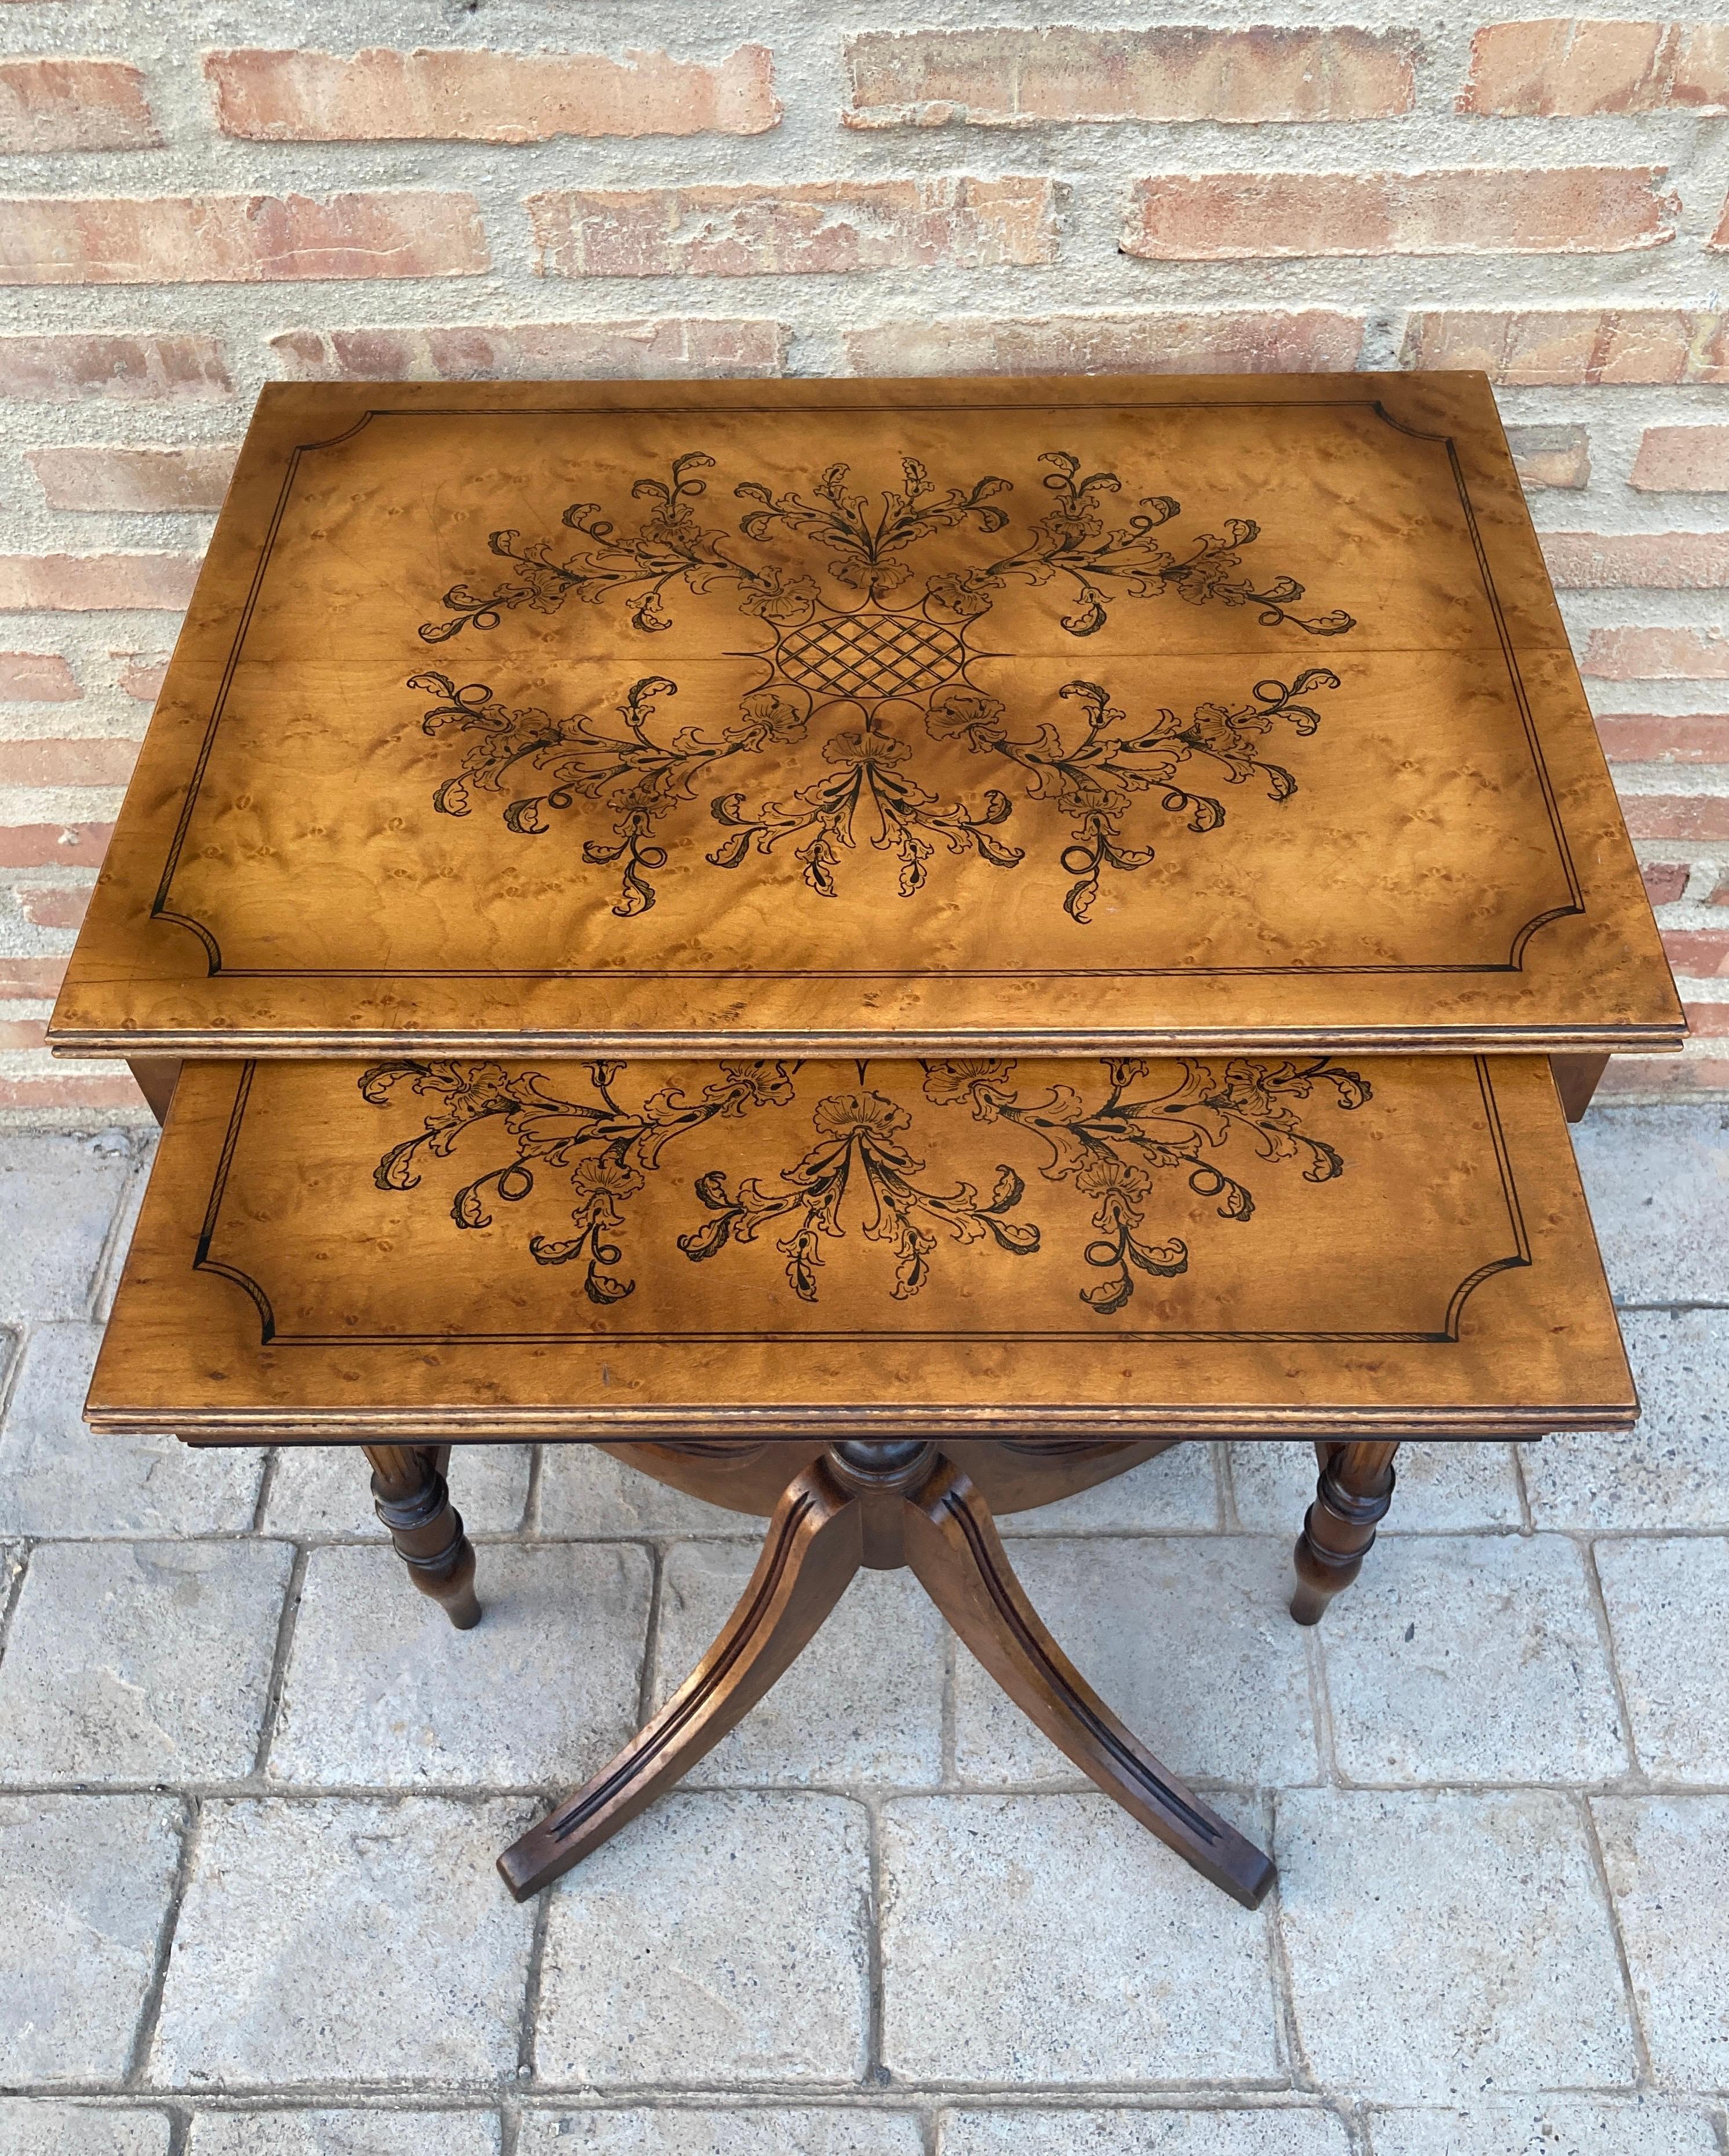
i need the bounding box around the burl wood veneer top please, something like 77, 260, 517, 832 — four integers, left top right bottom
88, 1052, 1634, 1441
51, 374, 1680, 1058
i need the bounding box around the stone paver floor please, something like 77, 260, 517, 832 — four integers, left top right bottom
0, 1103, 1726, 2153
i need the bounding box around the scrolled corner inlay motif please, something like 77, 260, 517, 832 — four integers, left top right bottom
358, 1055, 1372, 1318
408, 449, 1356, 920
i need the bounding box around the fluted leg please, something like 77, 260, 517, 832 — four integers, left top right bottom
902, 1452, 1275, 1909
495, 1439, 1281, 1910
498, 1455, 863, 1900
363, 1442, 482, 1631
1289, 1439, 1400, 1627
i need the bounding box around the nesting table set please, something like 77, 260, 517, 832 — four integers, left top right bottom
51, 375, 1681, 1909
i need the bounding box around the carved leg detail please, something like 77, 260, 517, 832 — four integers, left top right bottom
902, 1454, 1275, 1910
497, 1457, 864, 1902
1290, 1439, 1400, 1627
363, 1443, 482, 1632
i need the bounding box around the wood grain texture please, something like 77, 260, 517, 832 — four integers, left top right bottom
85, 1050, 1635, 1441
48, 373, 1681, 1058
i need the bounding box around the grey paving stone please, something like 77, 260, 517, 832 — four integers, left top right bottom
0, 1322, 263, 1536
0, 1793, 183, 2085
0, 1539, 293, 1783
880, 1793, 1280, 2084
953, 1537, 1318, 1787
188, 2111, 502, 2154
518, 2110, 922, 2154
263, 1444, 530, 1537
1571, 1102, 1729, 1306
1520, 1310, 1729, 1530
269, 1543, 651, 1789
1593, 1795, 1729, 2089
537, 1445, 756, 1536
1277, 1789, 1636, 2099
93, 1143, 153, 1324
1320, 1534, 1628, 1784
0, 2104, 172, 2155
1228, 1441, 1522, 1534
537, 1791, 870, 2086
151, 1797, 536, 2087
0, 1130, 139, 1322
940, 2110, 1351, 2154
996, 1442, 1221, 1532
653, 1543, 943, 1787
1596, 1536, 1729, 1781
1365, 2097, 1719, 2155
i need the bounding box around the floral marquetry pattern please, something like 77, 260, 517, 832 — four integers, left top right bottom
359, 1057, 1371, 1315
409, 450, 1356, 920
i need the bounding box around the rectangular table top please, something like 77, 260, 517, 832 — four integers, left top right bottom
89, 1052, 1634, 1442
50, 374, 1679, 1059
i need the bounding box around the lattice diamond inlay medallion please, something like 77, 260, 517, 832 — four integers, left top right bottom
411, 450, 1355, 921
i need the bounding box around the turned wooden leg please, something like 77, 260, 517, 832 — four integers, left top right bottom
902, 1452, 1275, 1910
497, 1453, 864, 1901
1289, 1439, 1400, 1627
363, 1442, 482, 1632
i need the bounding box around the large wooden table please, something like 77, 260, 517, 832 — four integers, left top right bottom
54, 374, 1676, 1910
52, 375, 1679, 1064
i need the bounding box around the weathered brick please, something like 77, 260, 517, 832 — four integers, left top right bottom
846, 306, 1363, 376
529, 177, 1057, 277
0, 1015, 45, 1048
1597, 713, 1729, 762
1400, 307, 1729, 382
0, 737, 137, 784
1586, 627, 1729, 679
1460, 20, 1729, 115
0, 331, 230, 400
27, 444, 238, 512
1619, 794, 1729, 839
0, 1073, 143, 1110
1684, 1003, 1729, 1035
207, 45, 779, 142
1642, 860, 1691, 904
0, 652, 77, 700
1125, 167, 1677, 259
1600, 1050, 1729, 1088
0, 59, 158, 153
0, 952, 70, 988
844, 26, 1416, 126
114, 651, 167, 700
11, 885, 89, 929
1632, 425, 1729, 492
1541, 532, 1729, 587
0, 826, 108, 870
1715, 196, 1729, 249
1662, 928, 1729, 976
0, 554, 198, 609
1504, 421, 1590, 489
1710, 873, 1729, 905
268, 317, 787, 382
0, 192, 488, 284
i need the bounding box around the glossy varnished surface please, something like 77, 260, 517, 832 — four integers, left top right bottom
87, 1053, 1635, 1439
51, 375, 1679, 1057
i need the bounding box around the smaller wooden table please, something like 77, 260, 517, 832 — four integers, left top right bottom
90, 1051, 1634, 1907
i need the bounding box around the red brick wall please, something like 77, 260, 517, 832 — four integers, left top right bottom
2, 14, 1726, 1113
